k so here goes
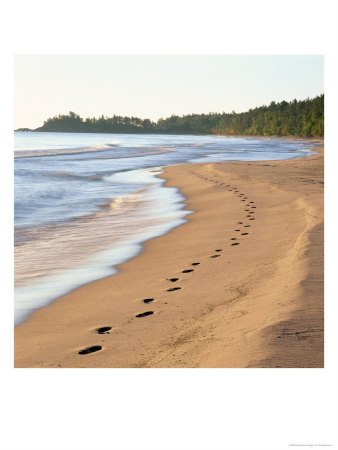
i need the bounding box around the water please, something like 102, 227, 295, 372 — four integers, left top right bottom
14, 132, 319, 324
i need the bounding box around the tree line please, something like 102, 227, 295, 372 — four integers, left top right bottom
30, 95, 323, 137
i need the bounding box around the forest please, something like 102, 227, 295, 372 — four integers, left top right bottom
29, 95, 324, 137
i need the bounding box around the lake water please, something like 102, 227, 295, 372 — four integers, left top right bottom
14, 132, 319, 324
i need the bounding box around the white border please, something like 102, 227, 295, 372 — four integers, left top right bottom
1, 1, 338, 449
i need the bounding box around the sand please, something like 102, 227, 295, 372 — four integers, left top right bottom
14, 143, 324, 368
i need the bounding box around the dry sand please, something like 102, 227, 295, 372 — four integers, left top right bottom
14, 143, 324, 368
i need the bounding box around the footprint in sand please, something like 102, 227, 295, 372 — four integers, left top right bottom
241, 233, 249, 236
136, 311, 154, 318
168, 277, 179, 282
249, 218, 255, 221
191, 262, 200, 266
182, 269, 194, 273
214, 249, 222, 252
244, 225, 250, 227
210, 254, 221, 258
230, 238, 237, 240
143, 298, 155, 303
231, 242, 240, 246
97, 327, 112, 334
78, 345, 102, 355
167, 287, 182, 292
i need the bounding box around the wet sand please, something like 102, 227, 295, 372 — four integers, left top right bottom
14, 143, 324, 368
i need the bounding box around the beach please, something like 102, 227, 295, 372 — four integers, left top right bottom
14, 143, 324, 368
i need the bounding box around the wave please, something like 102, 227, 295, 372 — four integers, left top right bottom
14, 143, 174, 161
14, 143, 118, 158
35, 171, 103, 181
101, 185, 164, 213
94, 146, 174, 159
188, 142, 214, 147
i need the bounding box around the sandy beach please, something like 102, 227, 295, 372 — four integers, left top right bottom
14, 142, 324, 368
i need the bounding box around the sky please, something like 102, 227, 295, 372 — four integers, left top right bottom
14, 55, 324, 129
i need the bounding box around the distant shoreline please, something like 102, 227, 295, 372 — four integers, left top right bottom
14, 129, 325, 141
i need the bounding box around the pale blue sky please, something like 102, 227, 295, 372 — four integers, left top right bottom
15, 55, 323, 129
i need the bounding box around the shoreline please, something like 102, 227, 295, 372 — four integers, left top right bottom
15, 129, 325, 141
14, 145, 324, 368
14, 167, 190, 326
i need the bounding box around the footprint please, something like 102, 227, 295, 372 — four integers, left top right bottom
97, 327, 112, 334
249, 201, 255, 204
182, 269, 194, 273
230, 238, 237, 240
238, 221, 243, 224
246, 215, 251, 217
215, 249, 222, 252
191, 262, 200, 266
167, 287, 182, 292
78, 346, 102, 355
168, 278, 179, 282
245, 209, 250, 212
136, 311, 154, 318
210, 254, 220, 258
231, 242, 240, 246
235, 229, 240, 231
241, 232, 249, 235
143, 298, 155, 303
249, 218, 255, 221
244, 225, 250, 227
241, 199, 245, 202
251, 206, 256, 209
